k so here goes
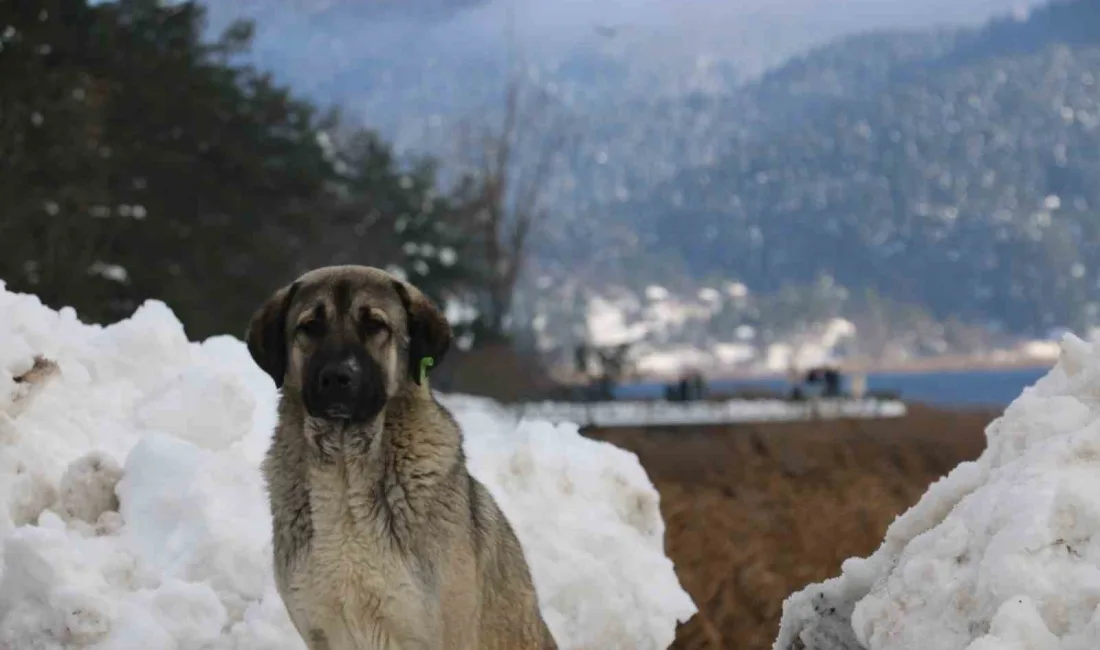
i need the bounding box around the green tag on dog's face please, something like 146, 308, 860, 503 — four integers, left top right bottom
419, 356, 435, 384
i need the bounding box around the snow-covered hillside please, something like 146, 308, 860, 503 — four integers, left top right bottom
524, 279, 1064, 381
775, 331, 1100, 649
0, 284, 695, 649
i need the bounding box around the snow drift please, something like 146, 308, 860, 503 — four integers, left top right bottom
775, 332, 1100, 650
0, 284, 695, 649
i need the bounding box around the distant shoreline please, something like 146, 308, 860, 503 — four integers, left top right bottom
646, 355, 1057, 385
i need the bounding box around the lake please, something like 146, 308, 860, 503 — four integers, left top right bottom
613, 366, 1053, 409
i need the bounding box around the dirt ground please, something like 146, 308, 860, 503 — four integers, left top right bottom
585, 405, 995, 650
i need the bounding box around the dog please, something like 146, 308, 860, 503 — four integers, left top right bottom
246, 265, 558, 650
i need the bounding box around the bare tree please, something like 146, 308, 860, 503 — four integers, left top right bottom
450, 6, 576, 340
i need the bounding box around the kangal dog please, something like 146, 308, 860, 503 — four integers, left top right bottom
246, 265, 557, 650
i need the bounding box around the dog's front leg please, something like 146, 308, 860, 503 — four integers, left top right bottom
396, 620, 444, 650
388, 602, 444, 650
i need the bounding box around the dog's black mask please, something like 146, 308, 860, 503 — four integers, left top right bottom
302, 346, 387, 423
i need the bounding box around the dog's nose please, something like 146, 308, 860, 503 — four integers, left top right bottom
318, 358, 361, 396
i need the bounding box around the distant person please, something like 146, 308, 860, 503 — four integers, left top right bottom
597, 375, 614, 401
850, 373, 867, 400
691, 373, 707, 400
823, 368, 841, 397
805, 368, 822, 385
786, 364, 803, 401
574, 344, 589, 376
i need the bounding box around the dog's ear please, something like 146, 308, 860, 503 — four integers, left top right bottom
246, 282, 299, 389
394, 280, 451, 385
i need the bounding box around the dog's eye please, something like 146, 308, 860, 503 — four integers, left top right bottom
297, 319, 324, 338
359, 312, 388, 337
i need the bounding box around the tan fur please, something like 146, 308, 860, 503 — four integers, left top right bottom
248, 266, 557, 650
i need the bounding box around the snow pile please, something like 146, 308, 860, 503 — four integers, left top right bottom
0, 284, 695, 649
774, 332, 1100, 650
444, 395, 696, 648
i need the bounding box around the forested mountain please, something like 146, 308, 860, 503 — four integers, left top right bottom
615, 0, 1100, 336
201, 0, 1100, 346
11, 0, 1100, 371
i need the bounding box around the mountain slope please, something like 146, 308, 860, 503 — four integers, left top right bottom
197, 0, 1100, 358
615, 0, 1100, 336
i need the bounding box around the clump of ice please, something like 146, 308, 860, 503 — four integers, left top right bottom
57, 452, 123, 525
775, 332, 1100, 650
0, 284, 695, 649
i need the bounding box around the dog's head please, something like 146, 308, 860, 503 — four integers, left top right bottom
246, 265, 451, 424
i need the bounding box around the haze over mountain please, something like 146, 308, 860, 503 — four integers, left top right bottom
202, 0, 1043, 138
613, 0, 1100, 337
201, 0, 1100, 373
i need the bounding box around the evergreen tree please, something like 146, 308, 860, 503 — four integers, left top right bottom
85, 0, 335, 337
0, 0, 474, 340
321, 129, 475, 306
0, 0, 118, 315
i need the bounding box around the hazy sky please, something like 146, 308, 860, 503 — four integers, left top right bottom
453, 0, 1041, 56
210, 0, 1043, 56
204, 0, 1048, 104
492, 0, 1034, 33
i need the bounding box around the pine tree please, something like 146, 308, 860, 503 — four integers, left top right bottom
322, 129, 474, 306
0, 0, 476, 340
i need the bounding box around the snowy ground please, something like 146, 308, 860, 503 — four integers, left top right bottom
0, 284, 696, 649
775, 332, 1100, 650
509, 398, 907, 429
536, 281, 1066, 381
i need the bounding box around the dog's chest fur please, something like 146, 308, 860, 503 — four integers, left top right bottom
284, 462, 428, 650
264, 399, 464, 650
263, 393, 555, 650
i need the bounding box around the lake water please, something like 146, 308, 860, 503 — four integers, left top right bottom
613, 366, 1053, 409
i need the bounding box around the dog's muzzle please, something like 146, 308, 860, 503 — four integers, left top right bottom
304, 349, 387, 423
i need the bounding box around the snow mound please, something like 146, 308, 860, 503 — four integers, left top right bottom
444, 395, 694, 648
775, 332, 1100, 650
0, 285, 695, 649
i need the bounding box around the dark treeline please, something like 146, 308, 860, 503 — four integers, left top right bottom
0, 0, 498, 341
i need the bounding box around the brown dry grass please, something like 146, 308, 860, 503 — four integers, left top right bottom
585, 405, 995, 650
